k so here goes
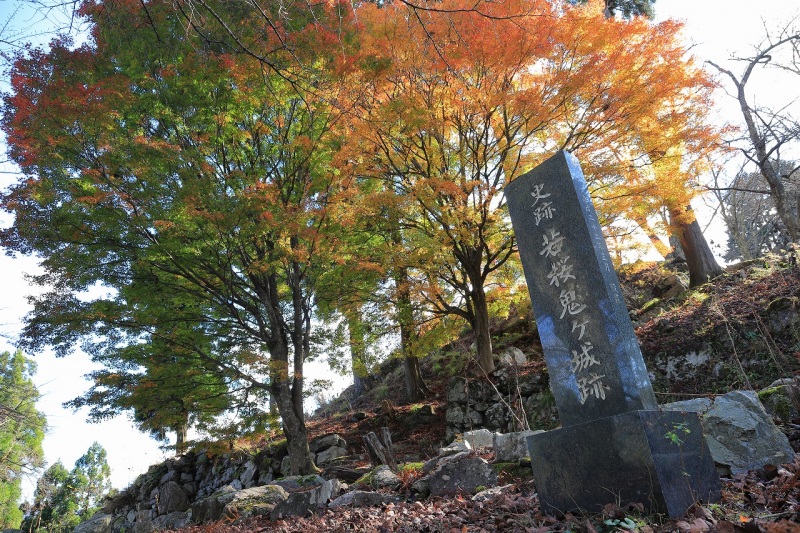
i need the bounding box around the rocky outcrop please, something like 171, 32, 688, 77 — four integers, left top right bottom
663, 390, 796, 475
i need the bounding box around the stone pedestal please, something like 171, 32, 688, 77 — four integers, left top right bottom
527, 410, 720, 518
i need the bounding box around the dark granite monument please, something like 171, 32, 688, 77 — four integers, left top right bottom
505, 151, 720, 518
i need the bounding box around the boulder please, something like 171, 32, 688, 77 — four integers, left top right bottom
151, 511, 190, 530
222, 485, 289, 521
190, 485, 238, 524
156, 481, 189, 515
368, 465, 400, 490
309, 434, 347, 453
427, 455, 498, 497
73, 513, 113, 533
663, 390, 796, 475
759, 377, 800, 425
498, 347, 527, 368
316, 445, 348, 466
270, 479, 341, 520
462, 429, 494, 450
493, 430, 543, 462
328, 490, 400, 509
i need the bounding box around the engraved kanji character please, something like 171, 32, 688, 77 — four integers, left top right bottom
539, 229, 565, 258
530, 183, 551, 207
533, 201, 555, 226
558, 288, 586, 319
570, 342, 599, 373
547, 256, 575, 287
578, 373, 610, 404
571, 317, 589, 340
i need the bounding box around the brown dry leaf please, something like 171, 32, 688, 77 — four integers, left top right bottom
689, 517, 710, 533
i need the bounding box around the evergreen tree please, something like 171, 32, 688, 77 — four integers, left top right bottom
21, 443, 111, 532
0, 350, 46, 529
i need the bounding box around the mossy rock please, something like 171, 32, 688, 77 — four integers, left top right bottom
758, 379, 800, 424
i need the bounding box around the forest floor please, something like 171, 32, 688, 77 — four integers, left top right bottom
168, 255, 800, 532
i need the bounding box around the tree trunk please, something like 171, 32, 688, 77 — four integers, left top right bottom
669, 204, 723, 287
345, 306, 367, 399
272, 378, 316, 475
175, 412, 189, 455
470, 278, 495, 374
632, 215, 671, 259
394, 262, 429, 403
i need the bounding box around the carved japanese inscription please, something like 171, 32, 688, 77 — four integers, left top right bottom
505, 151, 657, 427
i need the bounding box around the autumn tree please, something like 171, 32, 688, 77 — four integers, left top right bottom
345, 0, 723, 373
2, 0, 354, 474
569, 0, 656, 19
0, 350, 46, 529
65, 323, 235, 454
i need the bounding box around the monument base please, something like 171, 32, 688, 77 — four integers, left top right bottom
527, 410, 721, 518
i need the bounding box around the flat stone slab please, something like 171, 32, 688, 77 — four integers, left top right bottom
527, 410, 720, 518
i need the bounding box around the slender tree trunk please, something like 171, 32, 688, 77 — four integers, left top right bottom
345, 306, 367, 399
470, 279, 495, 374
393, 244, 429, 403
175, 412, 189, 455
669, 204, 723, 287
632, 215, 671, 259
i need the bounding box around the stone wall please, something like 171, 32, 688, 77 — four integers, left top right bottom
94, 435, 348, 532
445, 356, 557, 442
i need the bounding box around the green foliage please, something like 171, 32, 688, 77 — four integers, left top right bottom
22, 443, 111, 532
0, 350, 46, 529
665, 422, 690, 446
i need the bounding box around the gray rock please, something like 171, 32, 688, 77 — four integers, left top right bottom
316, 445, 348, 466
445, 406, 466, 426
498, 347, 526, 368
759, 377, 800, 424
369, 465, 400, 490
239, 460, 258, 487
190, 485, 238, 524
151, 511, 190, 530
328, 490, 400, 509
493, 430, 543, 462
222, 485, 289, 521
133, 510, 152, 533
463, 429, 494, 450
156, 481, 189, 515
472, 484, 513, 502
309, 434, 347, 453
466, 407, 484, 426
423, 451, 471, 475
410, 476, 430, 496
73, 513, 113, 533
428, 455, 498, 497
271, 475, 327, 492
663, 390, 796, 475
484, 403, 509, 429
438, 440, 472, 457
270, 479, 341, 520
447, 379, 469, 403
280, 456, 291, 477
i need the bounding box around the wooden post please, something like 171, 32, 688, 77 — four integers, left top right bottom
362, 427, 397, 471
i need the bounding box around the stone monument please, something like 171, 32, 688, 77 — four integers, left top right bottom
505, 151, 720, 517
